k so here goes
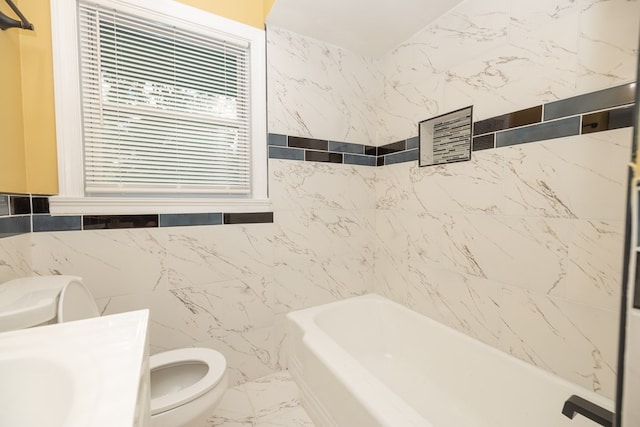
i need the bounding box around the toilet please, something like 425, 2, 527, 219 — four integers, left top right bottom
0, 275, 228, 427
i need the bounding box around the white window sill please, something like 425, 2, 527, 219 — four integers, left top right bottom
48, 197, 271, 216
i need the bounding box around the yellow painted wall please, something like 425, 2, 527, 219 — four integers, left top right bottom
0, 2, 27, 193
176, 0, 273, 29
3, 0, 271, 195
19, 0, 58, 195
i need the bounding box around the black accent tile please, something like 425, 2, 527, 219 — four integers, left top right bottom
0, 215, 30, 238
269, 146, 305, 161
305, 150, 343, 163
581, 106, 635, 134
10, 196, 31, 215
33, 215, 82, 232
0, 195, 8, 216
268, 133, 287, 146
472, 134, 495, 151
473, 106, 542, 135
376, 156, 384, 166
288, 136, 328, 151
343, 154, 377, 166
496, 117, 580, 148
365, 145, 378, 156
544, 83, 636, 121
31, 197, 50, 214
329, 141, 364, 154
223, 212, 274, 225
83, 215, 159, 230
385, 149, 419, 165
159, 213, 223, 227
377, 140, 406, 156
406, 136, 419, 150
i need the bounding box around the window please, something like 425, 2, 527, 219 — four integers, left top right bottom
50, 0, 268, 214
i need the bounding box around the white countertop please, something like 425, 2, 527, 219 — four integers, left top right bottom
0, 310, 150, 427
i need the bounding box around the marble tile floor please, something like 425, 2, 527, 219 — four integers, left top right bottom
206, 370, 316, 427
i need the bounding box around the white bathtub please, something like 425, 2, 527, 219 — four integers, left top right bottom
286, 294, 613, 427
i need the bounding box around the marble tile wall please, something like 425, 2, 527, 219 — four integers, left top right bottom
377, 0, 640, 144
375, 128, 631, 398
371, 0, 639, 400
12, 159, 375, 387
266, 26, 380, 145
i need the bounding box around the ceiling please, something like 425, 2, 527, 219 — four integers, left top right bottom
265, 0, 465, 58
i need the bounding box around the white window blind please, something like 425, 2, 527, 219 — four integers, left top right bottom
78, 2, 252, 195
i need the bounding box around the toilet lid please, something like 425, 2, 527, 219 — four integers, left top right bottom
149, 347, 227, 415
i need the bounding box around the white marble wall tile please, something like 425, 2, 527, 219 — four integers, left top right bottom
499, 287, 618, 398
156, 224, 275, 290
409, 212, 571, 294
273, 249, 373, 314
98, 289, 225, 353
267, 26, 379, 144
501, 130, 631, 221
407, 151, 506, 215
375, 64, 443, 143
565, 219, 625, 312
554, 128, 631, 221
501, 141, 580, 219
411, 0, 511, 73
373, 209, 412, 303
404, 263, 503, 348
375, 162, 419, 212
577, 0, 640, 92
509, 0, 581, 35
274, 209, 374, 258
272, 208, 374, 313
442, 43, 576, 121
269, 159, 376, 212
28, 230, 169, 299
0, 234, 32, 282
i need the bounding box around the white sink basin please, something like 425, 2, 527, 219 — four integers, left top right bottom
0, 357, 94, 426
0, 310, 150, 427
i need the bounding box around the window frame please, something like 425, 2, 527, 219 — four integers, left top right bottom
50, 0, 269, 215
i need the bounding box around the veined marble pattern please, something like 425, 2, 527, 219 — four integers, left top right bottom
577, 0, 640, 92
267, 26, 379, 145
376, 0, 639, 144
502, 129, 631, 221
499, 288, 618, 399
0, 234, 32, 283
374, 130, 631, 396
207, 370, 314, 427
21, 160, 376, 388
269, 159, 376, 212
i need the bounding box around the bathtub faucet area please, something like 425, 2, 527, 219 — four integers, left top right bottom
562, 395, 613, 427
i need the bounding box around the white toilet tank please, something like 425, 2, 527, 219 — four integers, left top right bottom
0, 275, 99, 331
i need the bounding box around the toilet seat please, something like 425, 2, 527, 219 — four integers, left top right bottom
149, 347, 226, 416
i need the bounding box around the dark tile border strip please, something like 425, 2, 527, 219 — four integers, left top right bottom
544, 83, 635, 121
269, 82, 636, 166
0, 194, 274, 238
224, 212, 274, 225
268, 134, 378, 165
0, 84, 635, 239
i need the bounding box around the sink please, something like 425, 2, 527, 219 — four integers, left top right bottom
0, 310, 150, 427
0, 357, 93, 426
